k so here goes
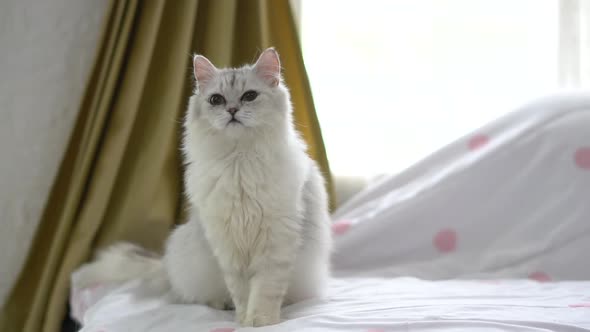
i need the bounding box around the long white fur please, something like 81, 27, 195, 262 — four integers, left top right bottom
73, 48, 332, 327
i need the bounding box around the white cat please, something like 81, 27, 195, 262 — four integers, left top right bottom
73, 48, 332, 327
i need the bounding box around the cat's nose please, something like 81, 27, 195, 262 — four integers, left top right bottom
227, 108, 238, 116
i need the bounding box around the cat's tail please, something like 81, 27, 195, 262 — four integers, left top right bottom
71, 242, 170, 295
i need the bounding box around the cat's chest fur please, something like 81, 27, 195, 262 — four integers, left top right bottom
187, 147, 304, 265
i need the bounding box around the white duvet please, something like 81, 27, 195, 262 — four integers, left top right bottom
71, 92, 590, 331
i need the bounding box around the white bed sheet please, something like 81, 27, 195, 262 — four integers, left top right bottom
73, 278, 590, 331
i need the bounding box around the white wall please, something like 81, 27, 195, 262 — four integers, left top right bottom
0, 0, 108, 305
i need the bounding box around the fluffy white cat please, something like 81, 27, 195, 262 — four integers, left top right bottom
73, 48, 332, 327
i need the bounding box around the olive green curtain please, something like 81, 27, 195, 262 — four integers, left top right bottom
0, 1, 332, 332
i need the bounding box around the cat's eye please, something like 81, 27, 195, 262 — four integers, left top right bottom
241, 90, 258, 102
209, 94, 225, 106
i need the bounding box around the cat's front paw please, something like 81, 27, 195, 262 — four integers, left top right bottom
235, 306, 247, 325
241, 310, 280, 327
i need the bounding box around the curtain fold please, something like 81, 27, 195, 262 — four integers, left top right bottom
0, 1, 333, 331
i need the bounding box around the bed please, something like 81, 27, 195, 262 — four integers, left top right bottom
70, 92, 590, 331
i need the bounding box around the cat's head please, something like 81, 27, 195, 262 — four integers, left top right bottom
187, 48, 290, 138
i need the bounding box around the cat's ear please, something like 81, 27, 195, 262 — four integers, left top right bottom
254, 48, 281, 87
193, 54, 217, 88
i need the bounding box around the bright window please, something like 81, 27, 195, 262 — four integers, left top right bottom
300, 0, 579, 178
